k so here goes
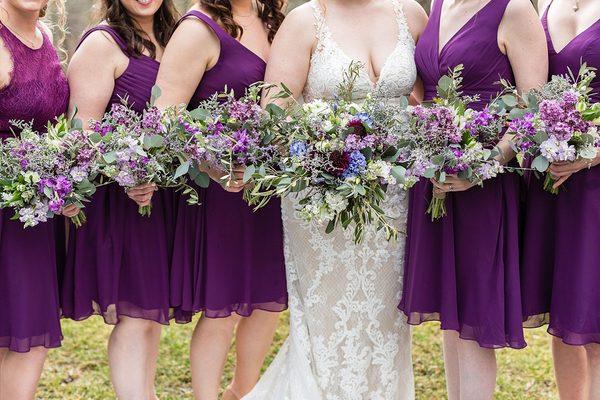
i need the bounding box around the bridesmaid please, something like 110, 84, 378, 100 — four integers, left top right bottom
154, 1, 287, 398
61, 0, 178, 398
0, 0, 69, 398
398, 0, 547, 398
521, 1, 600, 398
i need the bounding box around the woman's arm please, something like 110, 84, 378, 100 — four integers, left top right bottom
154, 17, 219, 109
261, 4, 316, 107
68, 31, 154, 208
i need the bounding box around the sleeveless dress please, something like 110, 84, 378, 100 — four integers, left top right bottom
521, 2, 600, 345
244, 2, 416, 398
61, 26, 173, 325
169, 11, 287, 323
0, 24, 69, 352
398, 0, 526, 349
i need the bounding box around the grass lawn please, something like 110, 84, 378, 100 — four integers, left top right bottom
39, 313, 557, 399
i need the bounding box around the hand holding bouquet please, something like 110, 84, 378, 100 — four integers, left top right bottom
246, 66, 414, 243
407, 66, 505, 220
90, 100, 182, 216
0, 115, 99, 227
165, 84, 284, 198
508, 65, 600, 193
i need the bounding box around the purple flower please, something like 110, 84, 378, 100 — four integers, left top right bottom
48, 198, 64, 213
232, 129, 250, 154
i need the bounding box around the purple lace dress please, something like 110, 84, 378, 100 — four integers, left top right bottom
169, 11, 287, 322
0, 24, 69, 352
61, 26, 174, 325
399, 0, 526, 349
521, 3, 600, 345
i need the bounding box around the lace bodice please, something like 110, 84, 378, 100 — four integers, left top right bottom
303, 0, 416, 103
0, 24, 69, 135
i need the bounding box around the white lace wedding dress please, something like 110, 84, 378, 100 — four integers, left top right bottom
244, 1, 417, 399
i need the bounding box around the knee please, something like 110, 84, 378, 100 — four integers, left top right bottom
117, 317, 161, 337
585, 343, 600, 365
24, 347, 49, 363
199, 314, 240, 335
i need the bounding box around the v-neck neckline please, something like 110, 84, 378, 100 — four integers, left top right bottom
436, 0, 495, 58
544, 1, 600, 55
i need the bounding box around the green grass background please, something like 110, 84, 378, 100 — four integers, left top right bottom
39, 314, 557, 399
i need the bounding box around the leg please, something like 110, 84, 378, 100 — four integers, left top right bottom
108, 317, 162, 400
552, 337, 589, 400
0, 347, 47, 400
586, 343, 600, 400
190, 314, 240, 400
456, 338, 497, 400
226, 311, 280, 398
442, 330, 460, 400
146, 324, 162, 400
0, 348, 6, 390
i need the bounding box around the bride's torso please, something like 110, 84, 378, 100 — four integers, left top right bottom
303, 0, 417, 103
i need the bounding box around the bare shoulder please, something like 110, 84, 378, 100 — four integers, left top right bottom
504, 0, 539, 22
0, 35, 11, 90
281, 1, 316, 34
272, 2, 316, 48
72, 28, 123, 60
172, 9, 219, 44
400, 0, 429, 42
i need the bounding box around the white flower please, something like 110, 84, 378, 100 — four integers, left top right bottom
324, 190, 348, 214
540, 136, 576, 162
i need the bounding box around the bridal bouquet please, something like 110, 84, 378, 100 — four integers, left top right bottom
90, 101, 183, 216
0, 115, 99, 227
408, 66, 505, 220
163, 84, 285, 204
508, 65, 600, 194
245, 70, 414, 243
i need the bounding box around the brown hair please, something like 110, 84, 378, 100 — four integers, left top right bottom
199, 0, 285, 43
95, 0, 179, 58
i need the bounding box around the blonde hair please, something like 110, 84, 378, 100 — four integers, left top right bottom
42, 0, 69, 64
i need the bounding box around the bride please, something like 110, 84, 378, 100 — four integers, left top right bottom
244, 0, 427, 399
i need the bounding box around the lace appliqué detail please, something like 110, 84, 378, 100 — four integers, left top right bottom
243, 1, 416, 399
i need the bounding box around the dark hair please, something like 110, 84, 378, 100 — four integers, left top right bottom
96, 0, 180, 58
199, 0, 285, 43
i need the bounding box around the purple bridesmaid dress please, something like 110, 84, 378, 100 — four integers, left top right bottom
0, 24, 69, 352
521, 2, 600, 345
61, 26, 173, 325
170, 11, 287, 322
398, 0, 526, 349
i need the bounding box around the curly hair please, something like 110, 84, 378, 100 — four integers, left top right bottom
41, 0, 68, 64
199, 0, 285, 43
95, 0, 180, 58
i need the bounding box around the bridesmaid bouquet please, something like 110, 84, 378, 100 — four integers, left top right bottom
163, 84, 285, 204
507, 65, 600, 194
0, 115, 99, 227
246, 93, 414, 243
408, 66, 505, 220
90, 101, 183, 216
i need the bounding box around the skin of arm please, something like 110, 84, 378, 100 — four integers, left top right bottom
154, 16, 247, 192
67, 30, 155, 209
404, 0, 429, 104
433, 0, 549, 193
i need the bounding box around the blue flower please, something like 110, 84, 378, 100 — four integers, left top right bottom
342, 150, 367, 179
290, 141, 308, 158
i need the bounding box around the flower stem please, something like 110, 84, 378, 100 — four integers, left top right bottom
139, 204, 153, 217
70, 210, 87, 228
543, 173, 559, 195
427, 191, 447, 221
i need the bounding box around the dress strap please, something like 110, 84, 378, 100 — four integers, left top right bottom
390, 0, 413, 45
77, 25, 128, 54
310, 1, 330, 52
178, 10, 232, 43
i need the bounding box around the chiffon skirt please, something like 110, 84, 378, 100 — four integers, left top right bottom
61, 185, 173, 325
521, 168, 600, 345
0, 211, 63, 352
170, 182, 287, 322
399, 174, 526, 349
